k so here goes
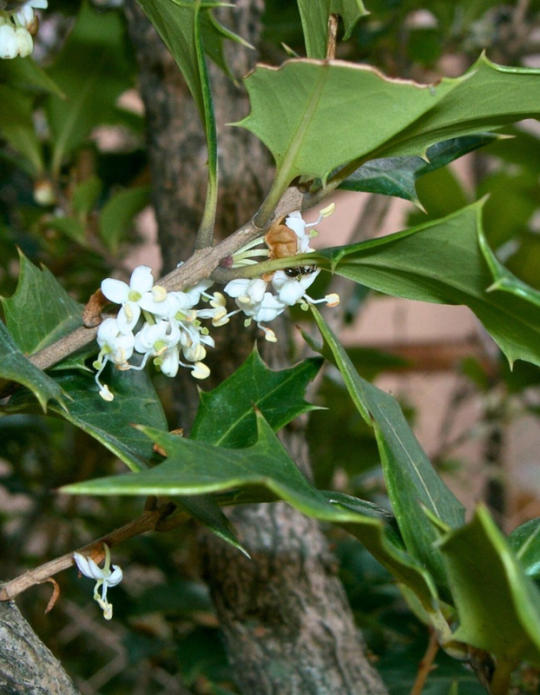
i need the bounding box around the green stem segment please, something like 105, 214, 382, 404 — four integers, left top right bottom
194, 4, 218, 250
490, 659, 514, 695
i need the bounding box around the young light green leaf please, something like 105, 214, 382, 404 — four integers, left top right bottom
0, 85, 43, 176
73, 175, 103, 219
237, 59, 461, 189
1, 252, 83, 355
297, 0, 369, 59
508, 518, 540, 580
438, 505, 540, 668
99, 185, 151, 251
0, 321, 66, 413
380, 55, 540, 159
311, 307, 465, 595
191, 348, 322, 447
45, 2, 133, 176
339, 133, 498, 205
314, 201, 540, 369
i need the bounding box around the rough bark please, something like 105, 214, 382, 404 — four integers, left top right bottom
0, 598, 80, 695
125, 1, 388, 693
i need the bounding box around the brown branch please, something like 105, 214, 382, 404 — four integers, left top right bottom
0, 499, 182, 602
410, 628, 439, 695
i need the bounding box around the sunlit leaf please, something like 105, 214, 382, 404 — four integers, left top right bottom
380, 55, 540, 158
237, 59, 461, 187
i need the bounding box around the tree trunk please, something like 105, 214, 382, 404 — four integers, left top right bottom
0, 598, 80, 695
125, 1, 388, 693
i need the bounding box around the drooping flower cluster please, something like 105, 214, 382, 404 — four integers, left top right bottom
0, 0, 46, 59
95, 208, 339, 401
74, 544, 123, 620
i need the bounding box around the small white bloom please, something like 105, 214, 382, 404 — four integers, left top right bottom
101, 265, 155, 334
93, 318, 135, 400
74, 544, 123, 621
0, 24, 18, 59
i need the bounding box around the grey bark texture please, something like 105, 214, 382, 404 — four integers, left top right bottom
125, 1, 388, 694
0, 598, 79, 695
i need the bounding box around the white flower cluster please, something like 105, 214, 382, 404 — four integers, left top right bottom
95, 209, 339, 401
74, 544, 123, 620
0, 0, 46, 59
94, 266, 227, 401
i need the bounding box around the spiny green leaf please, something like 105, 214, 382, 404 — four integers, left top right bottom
0, 321, 66, 413
1, 252, 82, 355
380, 54, 540, 158
237, 59, 461, 187
191, 348, 322, 447
61, 413, 441, 613
314, 201, 540, 369
310, 308, 464, 596
438, 505, 540, 667
339, 134, 498, 204
8, 366, 167, 473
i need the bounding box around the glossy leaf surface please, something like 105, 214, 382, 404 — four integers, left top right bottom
311, 308, 464, 594
314, 201, 540, 369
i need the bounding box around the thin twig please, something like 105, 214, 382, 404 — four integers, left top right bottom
326, 14, 339, 60
0, 500, 183, 602
410, 628, 439, 695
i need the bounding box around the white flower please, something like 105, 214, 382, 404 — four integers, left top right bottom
101, 265, 155, 334
0, 0, 46, 59
93, 318, 135, 400
224, 278, 267, 305
0, 23, 17, 59
74, 544, 123, 621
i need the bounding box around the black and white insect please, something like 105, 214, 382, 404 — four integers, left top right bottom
284, 265, 318, 279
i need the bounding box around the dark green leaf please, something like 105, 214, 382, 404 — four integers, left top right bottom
191, 348, 322, 447
339, 134, 497, 204
0, 321, 66, 413
310, 308, 464, 596
0, 85, 43, 175
45, 1, 133, 175
99, 185, 151, 250
0, 56, 64, 97
1, 253, 82, 354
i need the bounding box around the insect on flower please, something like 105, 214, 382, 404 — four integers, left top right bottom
265, 215, 318, 278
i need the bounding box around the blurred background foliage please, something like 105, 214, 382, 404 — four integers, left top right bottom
2, 0, 540, 692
